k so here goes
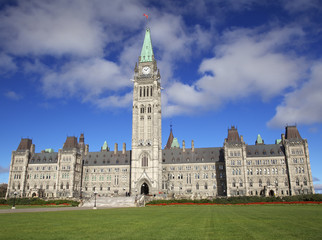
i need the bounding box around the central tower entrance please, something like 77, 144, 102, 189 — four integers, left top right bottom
141, 183, 149, 195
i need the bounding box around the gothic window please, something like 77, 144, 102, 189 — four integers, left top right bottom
274, 179, 278, 186
302, 167, 304, 173
303, 177, 307, 186
60, 183, 63, 189
232, 179, 236, 187
296, 178, 299, 186
196, 183, 199, 190
150, 86, 153, 96
142, 154, 148, 167
249, 179, 253, 187
267, 179, 270, 186
147, 105, 152, 113
284, 178, 288, 186
204, 183, 208, 190
239, 179, 243, 187
140, 105, 145, 114
259, 179, 262, 187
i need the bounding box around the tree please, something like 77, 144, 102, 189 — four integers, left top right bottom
0, 183, 8, 198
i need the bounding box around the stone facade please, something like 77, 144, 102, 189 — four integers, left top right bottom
6, 28, 315, 199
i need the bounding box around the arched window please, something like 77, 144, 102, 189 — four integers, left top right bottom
147, 105, 152, 113
140, 105, 145, 114
196, 183, 199, 190
142, 154, 148, 167
232, 179, 236, 187
259, 179, 262, 187
303, 177, 307, 186
296, 178, 299, 186
274, 179, 278, 186
66, 183, 69, 190
239, 179, 243, 187
249, 179, 253, 187
150, 86, 153, 96
284, 178, 288, 186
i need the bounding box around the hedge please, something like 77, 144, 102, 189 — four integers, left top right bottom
146, 194, 322, 205
0, 198, 79, 207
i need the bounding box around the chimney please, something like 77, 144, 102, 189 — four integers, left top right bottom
241, 135, 244, 142
191, 140, 195, 152
122, 143, 126, 154
114, 143, 118, 154
85, 144, 89, 155
182, 140, 185, 152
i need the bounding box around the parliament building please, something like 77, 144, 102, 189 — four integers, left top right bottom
6, 28, 315, 199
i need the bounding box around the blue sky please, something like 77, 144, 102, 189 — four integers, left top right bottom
0, 0, 321, 192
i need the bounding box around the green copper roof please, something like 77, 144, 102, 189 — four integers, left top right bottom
256, 134, 263, 144
275, 139, 282, 144
140, 28, 154, 62
171, 138, 180, 149
102, 141, 109, 151
45, 148, 54, 153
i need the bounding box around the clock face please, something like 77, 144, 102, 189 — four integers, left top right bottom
142, 66, 151, 75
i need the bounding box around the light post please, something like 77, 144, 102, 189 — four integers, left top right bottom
93, 191, 97, 210
12, 191, 17, 209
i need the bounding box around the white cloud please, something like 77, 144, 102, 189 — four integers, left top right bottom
0, 53, 17, 73
41, 58, 131, 101
4, 91, 23, 100
163, 26, 306, 117
268, 62, 322, 127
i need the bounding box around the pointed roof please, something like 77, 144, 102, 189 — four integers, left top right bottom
101, 141, 109, 151
285, 126, 302, 140
165, 128, 174, 149
256, 134, 264, 145
171, 138, 180, 148
226, 126, 241, 143
140, 28, 154, 63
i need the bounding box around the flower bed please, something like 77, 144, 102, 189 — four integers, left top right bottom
148, 201, 322, 206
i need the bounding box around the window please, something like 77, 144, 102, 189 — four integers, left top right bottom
142, 154, 148, 167
259, 179, 262, 187
303, 177, 307, 186
284, 178, 288, 186
196, 183, 199, 190
249, 179, 253, 187
296, 178, 299, 186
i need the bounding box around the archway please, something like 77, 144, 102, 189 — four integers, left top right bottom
32, 192, 37, 198
141, 183, 149, 195
269, 190, 275, 196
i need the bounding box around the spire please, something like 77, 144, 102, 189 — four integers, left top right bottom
255, 134, 264, 145
165, 127, 174, 149
101, 141, 110, 152
140, 28, 154, 63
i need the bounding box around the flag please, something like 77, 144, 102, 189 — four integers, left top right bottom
143, 13, 148, 19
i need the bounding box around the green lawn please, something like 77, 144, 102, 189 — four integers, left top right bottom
0, 205, 321, 240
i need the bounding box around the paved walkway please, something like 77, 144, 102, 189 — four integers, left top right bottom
0, 206, 121, 214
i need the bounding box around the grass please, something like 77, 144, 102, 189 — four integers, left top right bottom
0, 205, 321, 240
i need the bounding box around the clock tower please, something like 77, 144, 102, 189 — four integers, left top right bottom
131, 28, 162, 195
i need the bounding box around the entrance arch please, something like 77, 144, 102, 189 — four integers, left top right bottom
141, 183, 149, 195
269, 190, 275, 196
